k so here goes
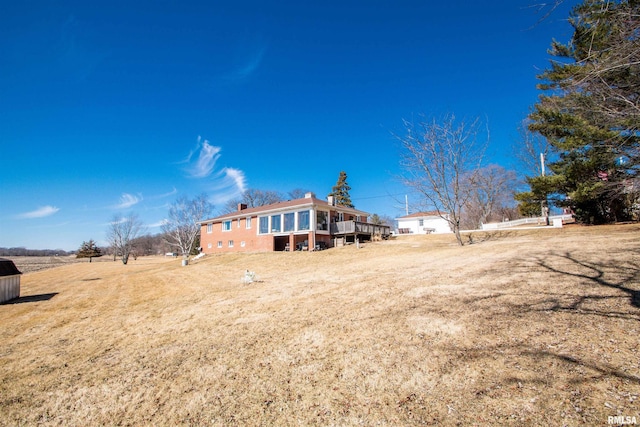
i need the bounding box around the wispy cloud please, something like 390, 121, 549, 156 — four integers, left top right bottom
145, 188, 178, 204
181, 137, 247, 205
184, 136, 221, 178
223, 167, 247, 194
230, 46, 266, 80
208, 168, 247, 205
219, 34, 267, 82
114, 193, 142, 209
148, 219, 168, 228
154, 187, 178, 199
17, 205, 60, 219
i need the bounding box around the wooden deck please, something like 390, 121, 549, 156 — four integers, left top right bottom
330, 221, 391, 238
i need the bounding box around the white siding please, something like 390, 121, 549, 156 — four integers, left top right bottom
397, 217, 452, 234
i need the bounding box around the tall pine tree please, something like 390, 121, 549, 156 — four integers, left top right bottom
329, 171, 354, 208
524, 0, 639, 223
76, 239, 102, 261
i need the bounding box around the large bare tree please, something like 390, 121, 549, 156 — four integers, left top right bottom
461, 164, 518, 229
513, 119, 553, 179
107, 213, 144, 265
162, 194, 213, 258
398, 114, 487, 245
222, 188, 284, 213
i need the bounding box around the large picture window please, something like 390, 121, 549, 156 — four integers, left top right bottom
316, 211, 328, 231
283, 212, 295, 232
259, 216, 269, 234
298, 210, 310, 231
271, 214, 281, 233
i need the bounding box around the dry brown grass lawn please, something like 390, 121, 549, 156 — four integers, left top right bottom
1, 225, 639, 426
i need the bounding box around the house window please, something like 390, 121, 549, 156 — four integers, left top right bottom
271, 214, 281, 232
259, 216, 269, 234
240, 241, 246, 247
237, 218, 241, 228
222, 220, 232, 231
208, 242, 212, 249
217, 241, 222, 248
207, 223, 212, 233
316, 211, 328, 231
283, 212, 295, 232
246, 217, 252, 229
228, 240, 234, 247
418, 219, 424, 227
298, 210, 310, 231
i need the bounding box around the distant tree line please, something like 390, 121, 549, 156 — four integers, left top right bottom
222, 188, 313, 213
0, 247, 74, 257
102, 232, 174, 260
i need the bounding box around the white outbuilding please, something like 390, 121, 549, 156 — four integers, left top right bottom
395, 212, 452, 235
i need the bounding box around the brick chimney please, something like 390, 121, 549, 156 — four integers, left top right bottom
238, 203, 248, 211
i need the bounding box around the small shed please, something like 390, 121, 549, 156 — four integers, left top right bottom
0, 258, 22, 303
395, 212, 453, 235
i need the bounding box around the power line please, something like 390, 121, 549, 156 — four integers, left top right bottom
351, 191, 418, 201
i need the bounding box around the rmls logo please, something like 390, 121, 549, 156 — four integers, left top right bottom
608, 415, 638, 425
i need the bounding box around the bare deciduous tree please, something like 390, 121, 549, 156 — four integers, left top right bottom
162, 194, 213, 258
397, 114, 487, 245
513, 119, 553, 179
288, 188, 312, 200
461, 164, 518, 229
107, 213, 144, 265
223, 188, 284, 213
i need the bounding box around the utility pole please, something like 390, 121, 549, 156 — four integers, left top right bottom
541, 153, 549, 225
405, 195, 409, 216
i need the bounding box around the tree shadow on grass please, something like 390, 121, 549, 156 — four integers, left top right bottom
438, 341, 640, 386
514, 291, 639, 321
1, 293, 58, 305
535, 250, 640, 310
521, 349, 640, 385
463, 230, 519, 244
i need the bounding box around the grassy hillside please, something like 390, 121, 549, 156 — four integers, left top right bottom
1, 225, 639, 426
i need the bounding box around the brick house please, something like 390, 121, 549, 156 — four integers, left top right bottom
199, 192, 390, 253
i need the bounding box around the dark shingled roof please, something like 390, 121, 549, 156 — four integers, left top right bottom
0, 258, 22, 276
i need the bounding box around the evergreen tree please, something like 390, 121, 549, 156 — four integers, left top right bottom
329, 171, 354, 208
76, 239, 102, 261
525, 0, 639, 223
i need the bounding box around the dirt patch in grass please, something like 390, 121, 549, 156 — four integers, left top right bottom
1, 225, 639, 425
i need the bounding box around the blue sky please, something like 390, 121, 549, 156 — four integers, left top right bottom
0, 1, 578, 251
